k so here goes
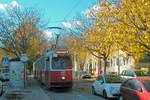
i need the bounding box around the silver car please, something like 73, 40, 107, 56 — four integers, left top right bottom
120, 70, 137, 81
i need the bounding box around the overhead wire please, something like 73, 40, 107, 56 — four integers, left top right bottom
63, 0, 81, 21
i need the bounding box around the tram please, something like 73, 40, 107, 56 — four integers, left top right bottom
33, 45, 73, 88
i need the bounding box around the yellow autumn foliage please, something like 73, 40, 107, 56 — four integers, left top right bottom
96, 0, 150, 61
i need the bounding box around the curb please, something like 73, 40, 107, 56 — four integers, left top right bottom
39, 87, 50, 100
0, 91, 8, 100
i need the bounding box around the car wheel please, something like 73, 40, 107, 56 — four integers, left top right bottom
92, 87, 96, 95
119, 95, 124, 100
103, 90, 107, 99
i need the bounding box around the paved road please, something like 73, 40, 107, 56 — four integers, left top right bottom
41, 79, 106, 100
42, 86, 104, 100
0, 77, 118, 100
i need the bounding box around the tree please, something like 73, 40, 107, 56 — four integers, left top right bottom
112, 0, 150, 53
63, 4, 117, 74
0, 7, 48, 71
63, 36, 89, 71
99, 0, 150, 63
61, 13, 94, 72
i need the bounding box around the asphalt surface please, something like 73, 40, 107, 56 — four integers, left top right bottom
41, 78, 106, 100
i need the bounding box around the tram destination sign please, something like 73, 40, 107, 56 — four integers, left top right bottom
56, 50, 69, 54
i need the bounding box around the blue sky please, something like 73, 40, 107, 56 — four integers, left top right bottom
0, 0, 115, 38
0, 0, 97, 27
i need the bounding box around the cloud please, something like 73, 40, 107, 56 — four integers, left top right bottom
73, 20, 82, 26
82, 5, 101, 19
62, 22, 72, 29
44, 30, 53, 38
10, 1, 20, 8
0, 1, 20, 11
0, 4, 7, 11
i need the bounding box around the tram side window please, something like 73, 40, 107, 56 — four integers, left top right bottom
52, 56, 72, 69
46, 57, 50, 70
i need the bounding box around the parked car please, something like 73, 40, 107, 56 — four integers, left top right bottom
119, 78, 150, 100
121, 70, 136, 80
0, 68, 10, 82
80, 71, 91, 79
92, 74, 123, 99
0, 80, 2, 95
121, 70, 145, 80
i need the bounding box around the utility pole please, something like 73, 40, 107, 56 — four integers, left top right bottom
20, 53, 29, 88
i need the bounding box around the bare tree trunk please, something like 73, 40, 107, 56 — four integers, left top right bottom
103, 57, 107, 74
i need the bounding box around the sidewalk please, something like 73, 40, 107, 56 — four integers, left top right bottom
0, 76, 50, 100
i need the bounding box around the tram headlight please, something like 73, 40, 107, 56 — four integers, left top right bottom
62, 76, 66, 80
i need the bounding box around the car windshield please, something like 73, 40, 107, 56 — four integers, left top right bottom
105, 75, 123, 83
52, 56, 72, 69
142, 80, 150, 92
127, 71, 135, 76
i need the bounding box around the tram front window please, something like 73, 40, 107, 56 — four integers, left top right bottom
52, 56, 72, 69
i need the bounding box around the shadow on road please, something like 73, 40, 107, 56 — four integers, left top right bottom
51, 87, 72, 93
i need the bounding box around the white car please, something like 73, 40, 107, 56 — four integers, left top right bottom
92, 74, 122, 99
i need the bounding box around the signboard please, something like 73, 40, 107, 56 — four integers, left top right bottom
20, 54, 28, 63
56, 50, 68, 54
52, 44, 56, 48
1, 57, 9, 66
9, 61, 24, 88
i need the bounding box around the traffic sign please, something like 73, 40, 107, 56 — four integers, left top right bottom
1, 57, 9, 66
20, 54, 29, 63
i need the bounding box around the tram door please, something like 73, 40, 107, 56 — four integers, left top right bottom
45, 56, 50, 84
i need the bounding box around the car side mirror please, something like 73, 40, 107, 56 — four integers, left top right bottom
137, 88, 143, 92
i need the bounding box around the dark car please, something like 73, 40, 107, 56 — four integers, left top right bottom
0, 80, 2, 95
119, 78, 150, 100
0, 68, 10, 82
80, 71, 91, 79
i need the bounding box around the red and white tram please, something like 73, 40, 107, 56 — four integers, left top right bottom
33, 46, 73, 88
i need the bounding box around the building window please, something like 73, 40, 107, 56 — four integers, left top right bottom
123, 57, 126, 65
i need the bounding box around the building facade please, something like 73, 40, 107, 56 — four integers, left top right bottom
82, 50, 135, 75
